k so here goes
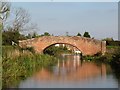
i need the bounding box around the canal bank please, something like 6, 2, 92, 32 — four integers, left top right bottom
2, 46, 58, 88
2, 45, 120, 88
18, 54, 119, 88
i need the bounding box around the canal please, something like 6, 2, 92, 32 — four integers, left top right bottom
19, 54, 119, 88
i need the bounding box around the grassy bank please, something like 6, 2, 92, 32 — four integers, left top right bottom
83, 46, 120, 63
2, 46, 58, 88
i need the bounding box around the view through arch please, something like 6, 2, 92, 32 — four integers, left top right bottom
43, 43, 82, 56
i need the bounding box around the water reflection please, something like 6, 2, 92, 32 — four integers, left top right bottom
19, 55, 118, 88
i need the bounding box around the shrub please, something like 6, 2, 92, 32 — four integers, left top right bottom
20, 47, 35, 53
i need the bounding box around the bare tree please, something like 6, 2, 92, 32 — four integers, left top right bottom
12, 7, 30, 31
21, 23, 38, 35
2, 5, 39, 37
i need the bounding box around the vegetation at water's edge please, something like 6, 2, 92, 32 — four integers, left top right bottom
83, 46, 119, 62
110, 47, 120, 80
83, 46, 120, 80
43, 45, 72, 56
2, 46, 58, 88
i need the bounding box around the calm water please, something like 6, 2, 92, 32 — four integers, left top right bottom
19, 54, 119, 88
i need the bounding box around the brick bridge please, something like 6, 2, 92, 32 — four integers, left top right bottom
19, 36, 106, 56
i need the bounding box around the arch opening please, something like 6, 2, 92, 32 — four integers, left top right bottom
43, 43, 82, 56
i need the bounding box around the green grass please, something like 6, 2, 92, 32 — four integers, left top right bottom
106, 45, 119, 49
2, 46, 57, 88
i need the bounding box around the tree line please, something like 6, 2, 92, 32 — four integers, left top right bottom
1, 2, 37, 45
76, 32, 91, 38
1, 2, 113, 46
0, 2, 92, 45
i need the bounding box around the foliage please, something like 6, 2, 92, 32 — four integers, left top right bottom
83, 46, 120, 64
25, 32, 40, 39
83, 32, 91, 38
2, 46, 57, 88
32, 32, 37, 38
102, 37, 114, 41
2, 27, 36, 45
77, 33, 81, 36
19, 34, 27, 40
2, 29, 20, 45
94, 52, 102, 56
110, 47, 120, 65
110, 47, 120, 80
106, 41, 120, 46
20, 47, 35, 53
41, 32, 51, 36
26, 33, 32, 39
83, 52, 112, 63
106, 46, 119, 49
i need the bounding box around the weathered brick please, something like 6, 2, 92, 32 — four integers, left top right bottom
19, 36, 106, 56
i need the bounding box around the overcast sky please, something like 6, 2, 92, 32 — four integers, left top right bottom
11, 2, 118, 40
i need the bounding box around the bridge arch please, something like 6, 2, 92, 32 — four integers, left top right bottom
43, 43, 82, 54
19, 36, 106, 56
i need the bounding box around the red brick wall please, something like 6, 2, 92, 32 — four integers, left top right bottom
19, 36, 106, 56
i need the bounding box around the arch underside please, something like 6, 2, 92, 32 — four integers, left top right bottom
43, 43, 82, 53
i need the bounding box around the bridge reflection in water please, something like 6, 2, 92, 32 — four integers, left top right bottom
19, 55, 118, 88
34, 55, 106, 81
